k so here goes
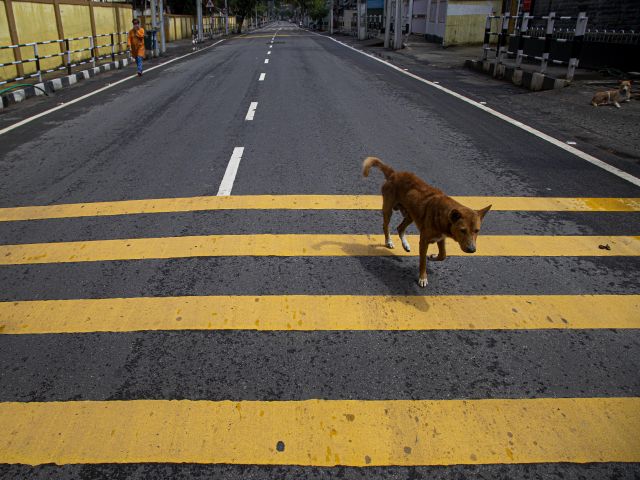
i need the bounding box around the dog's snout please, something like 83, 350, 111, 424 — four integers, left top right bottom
465, 245, 476, 254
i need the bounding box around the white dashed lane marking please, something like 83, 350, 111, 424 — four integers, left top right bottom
217, 147, 245, 196
245, 102, 258, 121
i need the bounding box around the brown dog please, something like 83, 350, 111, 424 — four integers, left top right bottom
591, 80, 632, 108
363, 156, 491, 287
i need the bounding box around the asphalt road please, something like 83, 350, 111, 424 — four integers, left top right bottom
0, 22, 639, 479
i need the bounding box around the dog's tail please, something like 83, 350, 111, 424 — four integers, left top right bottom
362, 156, 394, 180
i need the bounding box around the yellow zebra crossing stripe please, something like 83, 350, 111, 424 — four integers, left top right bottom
1, 294, 638, 334
1, 234, 638, 265
1, 398, 637, 466
0, 195, 638, 222
236, 34, 313, 38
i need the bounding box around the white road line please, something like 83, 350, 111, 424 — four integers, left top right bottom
264, 58, 269, 64
259, 73, 266, 81
316, 33, 640, 188
267, 51, 271, 55
245, 101, 258, 121
0, 39, 226, 137
217, 147, 245, 196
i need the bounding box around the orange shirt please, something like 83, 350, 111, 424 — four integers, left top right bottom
128, 27, 145, 58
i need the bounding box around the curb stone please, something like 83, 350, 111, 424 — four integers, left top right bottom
465, 59, 568, 91
0, 58, 130, 110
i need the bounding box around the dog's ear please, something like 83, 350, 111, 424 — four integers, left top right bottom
449, 209, 462, 223
477, 205, 492, 220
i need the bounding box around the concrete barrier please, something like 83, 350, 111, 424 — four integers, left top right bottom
465, 59, 569, 91
1, 0, 132, 83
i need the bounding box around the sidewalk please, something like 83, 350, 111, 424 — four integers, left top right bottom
0, 35, 226, 110
332, 32, 640, 173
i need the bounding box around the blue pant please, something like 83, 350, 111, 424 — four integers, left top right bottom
135, 56, 143, 74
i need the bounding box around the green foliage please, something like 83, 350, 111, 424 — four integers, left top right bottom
148, 0, 270, 33
228, 0, 269, 32
308, 0, 328, 22
292, 0, 310, 15
166, 0, 196, 15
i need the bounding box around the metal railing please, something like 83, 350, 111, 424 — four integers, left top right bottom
1, 32, 130, 86
584, 29, 639, 44
191, 19, 266, 44
191, 24, 225, 43
367, 14, 383, 33
482, 12, 588, 81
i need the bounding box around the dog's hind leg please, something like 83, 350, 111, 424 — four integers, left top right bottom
418, 234, 429, 287
429, 239, 447, 261
397, 215, 413, 252
382, 192, 395, 249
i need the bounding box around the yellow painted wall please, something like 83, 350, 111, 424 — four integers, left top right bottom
444, 0, 501, 46
203, 15, 228, 32
0, 0, 18, 82
12, 2, 61, 73
93, 6, 117, 58
202, 14, 236, 32
60, 4, 91, 63
1, 1, 222, 84
118, 8, 131, 53
1, 1, 132, 83
173, 17, 182, 41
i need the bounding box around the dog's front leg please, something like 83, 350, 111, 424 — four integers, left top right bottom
418, 235, 429, 287
615, 101, 621, 108
397, 216, 413, 252
429, 239, 447, 261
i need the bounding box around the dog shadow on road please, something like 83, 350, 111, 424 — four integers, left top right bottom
312, 239, 432, 314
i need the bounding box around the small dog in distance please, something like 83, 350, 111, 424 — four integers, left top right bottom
591, 80, 632, 108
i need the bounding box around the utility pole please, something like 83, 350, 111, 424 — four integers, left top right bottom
393, 0, 402, 49
150, 0, 159, 56
424, 0, 431, 39
256, 4, 258, 29
357, 0, 366, 40
159, 0, 166, 53
383, 0, 392, 48
329, 0, 333, 34
224, 0, 229, 34
196, 0, 203, 42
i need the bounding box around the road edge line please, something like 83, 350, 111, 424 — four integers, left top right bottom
313, 33, 640, 188
0, 39, 226, 137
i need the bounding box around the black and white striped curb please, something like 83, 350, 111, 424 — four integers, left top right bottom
464, 59, 569, 91
1, 58, 130, 110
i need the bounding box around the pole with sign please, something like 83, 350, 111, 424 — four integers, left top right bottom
224, 0, 229, 34
197, 0, 203, 42
206, 0, 214, 35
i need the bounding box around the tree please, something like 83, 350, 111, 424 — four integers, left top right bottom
166, 0, 197, 15
291, 0, 310, 21
229, 0, 271, 32
308, 0, 328, 25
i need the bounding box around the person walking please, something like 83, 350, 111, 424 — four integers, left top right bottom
128, 18, 145, 76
